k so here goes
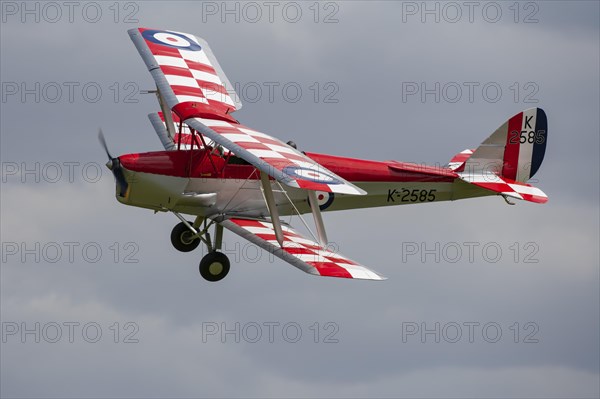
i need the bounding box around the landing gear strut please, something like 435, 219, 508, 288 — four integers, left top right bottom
169, 212, 230, 281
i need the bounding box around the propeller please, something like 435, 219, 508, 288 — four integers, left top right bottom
98, 128, 128, 197
98, 128, 114, 161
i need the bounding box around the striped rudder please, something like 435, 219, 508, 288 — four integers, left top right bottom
464, 108, 548, 183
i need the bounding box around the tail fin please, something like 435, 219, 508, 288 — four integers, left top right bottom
463, 108, 547, 183
452, 108, 548, 204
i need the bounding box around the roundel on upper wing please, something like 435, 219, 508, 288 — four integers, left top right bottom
142, 29, 202, 51
282, 166, 342, 185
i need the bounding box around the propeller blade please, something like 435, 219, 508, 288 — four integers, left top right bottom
98, 128, 113, 160
97, 128, 129, 197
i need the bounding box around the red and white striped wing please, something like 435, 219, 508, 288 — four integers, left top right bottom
219, 218, 385, 280
185, 117, 366, 195
130, 28, 365, 195
129, 28, 241, 115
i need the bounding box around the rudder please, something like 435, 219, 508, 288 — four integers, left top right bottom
464, 108, 548, 183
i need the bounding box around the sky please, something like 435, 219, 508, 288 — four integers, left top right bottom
1, 1, 599, 398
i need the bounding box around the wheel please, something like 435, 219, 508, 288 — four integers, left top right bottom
199, 252, 230, 282
170, 222, 200, 252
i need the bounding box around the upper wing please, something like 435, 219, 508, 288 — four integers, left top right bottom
130, 27, 365, 196
218, 217, 385, 280
185, 117, 366, 195
129, 28, 241, 117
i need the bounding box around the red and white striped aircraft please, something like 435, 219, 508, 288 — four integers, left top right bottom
102, 28, 549, 282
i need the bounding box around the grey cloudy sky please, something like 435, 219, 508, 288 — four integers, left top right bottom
1, 1, 599, 398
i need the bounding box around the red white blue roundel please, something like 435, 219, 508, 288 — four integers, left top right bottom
314, 191, 335, 210
283, 166, 342, 185
142, 29, 201, 51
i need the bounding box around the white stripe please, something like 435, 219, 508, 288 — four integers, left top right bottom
194, 118, 232, 127
238, 128, 273, 139
175, 95, 208, 104
459, 173, 503, 184
243, 226, 278, 236
190, 69, 223, 86
516, 108, 537, 182
246, 149, 285, 159
178, 48, 212, 66
326, 184, 361, 195
344, 266, 383, 280
295, 253, 330, 263
264, 143, 301, 155
289, 160, 318, 169
508, 184, 546, 197
220, 133, 260, 143
281, 241, 307, 249
154, 55, 188, 68
165, 74, 200, 88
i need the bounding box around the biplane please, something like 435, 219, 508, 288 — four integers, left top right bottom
101, 28, 548, 282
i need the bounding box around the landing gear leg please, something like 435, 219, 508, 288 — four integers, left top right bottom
169, 212, 230, 281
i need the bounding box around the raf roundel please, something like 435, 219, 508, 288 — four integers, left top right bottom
142, 29, 202, 51
283, 166, 342, 185
314, 191, 335, 210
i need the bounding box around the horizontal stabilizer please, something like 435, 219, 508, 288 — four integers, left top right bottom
459, 172, 548, 204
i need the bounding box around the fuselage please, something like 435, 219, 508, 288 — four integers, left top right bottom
112, 149, 492, 218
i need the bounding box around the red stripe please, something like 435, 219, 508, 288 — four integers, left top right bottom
147, 42, 181, 58
309, 262, 353, 278
256, 233, 279, 242
184, 60, 217, 75
171, 85, 206, 98
231, 219, 265, 228
210, 126, 241, 134
520, 194, 548, 204
235, 142, 272, 151
250, 136, 284, 146
296, 180, 332, 192
502, 113, 523, 180
284, 247, 318, 256
160, 65, 194, 78
280, 153, 308, 163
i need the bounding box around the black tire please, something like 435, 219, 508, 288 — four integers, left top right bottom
199, 252, 230, 282
170, 222, 200, 252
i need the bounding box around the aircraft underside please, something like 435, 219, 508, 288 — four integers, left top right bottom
117, 169, 493, 218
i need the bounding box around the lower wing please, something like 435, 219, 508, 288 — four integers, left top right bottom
216, 217, 385, 280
